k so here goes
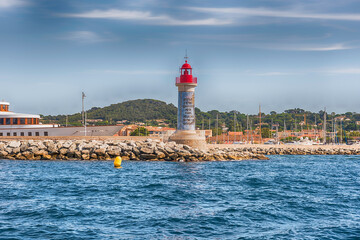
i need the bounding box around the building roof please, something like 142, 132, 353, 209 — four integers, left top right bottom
0, 101, 10, 105
0, 111, 40, 118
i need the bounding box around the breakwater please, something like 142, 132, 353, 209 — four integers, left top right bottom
0, 139, 267, 161
210, 144, 360, 155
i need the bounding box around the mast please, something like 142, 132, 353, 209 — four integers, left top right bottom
259, 104, 262, 144
246, 114, 249, 143
82, 92, 86, 136
323, 108, 326, 144
250, 119, 253, 144
216, 114, 219, 144
234, 111, 236, 143
332, 113, 334, 144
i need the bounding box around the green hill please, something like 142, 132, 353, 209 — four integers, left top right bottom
42, 99, 178, 126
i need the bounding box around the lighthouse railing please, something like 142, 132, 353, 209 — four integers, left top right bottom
176, 77, 197, 84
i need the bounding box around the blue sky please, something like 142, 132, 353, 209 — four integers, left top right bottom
1, 0, 360, 115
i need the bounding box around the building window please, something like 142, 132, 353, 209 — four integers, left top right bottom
6, 118, 11, 125
28, 118, 32, 124
0, 118, 3, 125
7, 132, 10, 136
35, 132, 39, 136
0, 133, 2, 136
13, 132, 17, 136
44, 132, 48, 136
20, 132, 24, 136
28, 132, 32, 136
20, 118, 25, 124
13, 118, 18, 124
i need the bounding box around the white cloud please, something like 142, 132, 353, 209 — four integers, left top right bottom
267, 43, 353, 51
188, 7, 360, 21
88, 69, 174, 75
321, 68, 360, 74
60, 31, 115, 43
60, 9, 231, 26
253, 72, 293, 76
0, 0, 26, 8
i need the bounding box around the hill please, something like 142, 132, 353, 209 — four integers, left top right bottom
42, 99, 178, 126
42, 99, 360, 136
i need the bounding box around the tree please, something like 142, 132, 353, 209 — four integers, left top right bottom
261, 127, 271, 138
130, 127, 149, 136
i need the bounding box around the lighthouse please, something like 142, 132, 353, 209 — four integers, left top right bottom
169, 56, 206, 149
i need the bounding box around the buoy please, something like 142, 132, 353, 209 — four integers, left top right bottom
114, 156, 122, 168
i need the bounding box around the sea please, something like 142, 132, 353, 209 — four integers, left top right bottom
1, 156, 360, 239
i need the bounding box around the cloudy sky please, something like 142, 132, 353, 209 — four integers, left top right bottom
1, 0, 360, 115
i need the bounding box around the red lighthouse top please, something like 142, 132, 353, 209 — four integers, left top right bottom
176, 59, 197, 85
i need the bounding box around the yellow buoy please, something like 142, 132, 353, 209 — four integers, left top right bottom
114, 156, 122, 168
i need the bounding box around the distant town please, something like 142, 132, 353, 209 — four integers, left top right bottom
41, 99, 360, 145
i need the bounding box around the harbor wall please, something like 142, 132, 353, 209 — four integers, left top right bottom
0, 139, 267, 161
209, 144, 360, 155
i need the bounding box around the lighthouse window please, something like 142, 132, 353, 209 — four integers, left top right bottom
20, 118, 25, 124
13, 118, 18, 124
6, 119, 10, 125
28, 118, 32, 124
0, 118, 3, 125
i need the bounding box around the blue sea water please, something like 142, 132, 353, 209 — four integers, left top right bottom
1, 156, 360, 239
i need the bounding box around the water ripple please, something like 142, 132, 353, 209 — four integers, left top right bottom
1, 156, 360, 239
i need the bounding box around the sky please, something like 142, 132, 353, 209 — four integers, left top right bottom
1, 0, 360, 115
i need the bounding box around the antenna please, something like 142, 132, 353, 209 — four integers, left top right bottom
82, 92, 87, 136
184, 49, 188, 61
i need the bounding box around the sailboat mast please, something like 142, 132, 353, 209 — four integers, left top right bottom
323, 108, 327, 144
259, 104, 262, 144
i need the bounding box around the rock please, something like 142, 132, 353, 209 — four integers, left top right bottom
0, 150, 8, 157
12, 147, 21, 154
156, 152, 166, 159
140, 147, 154, 154
164, 147, 175, 153
81, 149, 90, 155
43, 154, 52, 160
20, 142, 29, 152
22, 151, 34, 159
94, 148, 106, 155
59, 148, 68, 155
8, 141, 21, 148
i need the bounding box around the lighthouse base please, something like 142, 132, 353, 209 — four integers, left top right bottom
169, 130, 207, 150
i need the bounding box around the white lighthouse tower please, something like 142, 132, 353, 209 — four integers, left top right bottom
169, 56, 206, 149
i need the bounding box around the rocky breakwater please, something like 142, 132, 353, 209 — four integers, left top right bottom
0, 139, 268, 161
226, 145, 360, 155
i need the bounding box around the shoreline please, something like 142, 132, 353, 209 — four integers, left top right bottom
1, 139, 360, 162
0, 139, 267, 162
210, 144, 360, 155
